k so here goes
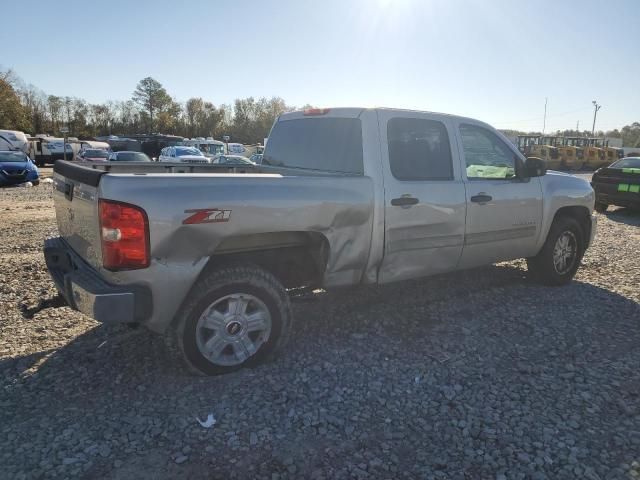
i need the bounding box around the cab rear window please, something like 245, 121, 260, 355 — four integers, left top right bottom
263, 118, 363, 173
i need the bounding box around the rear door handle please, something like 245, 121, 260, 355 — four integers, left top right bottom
470, 194, 492, 204
391, 196, 419, 207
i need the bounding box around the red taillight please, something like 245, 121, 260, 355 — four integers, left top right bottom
303, 108, 331, 116
99, 199, 149, 270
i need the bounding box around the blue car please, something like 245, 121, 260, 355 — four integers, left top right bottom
0, 150, 40, 187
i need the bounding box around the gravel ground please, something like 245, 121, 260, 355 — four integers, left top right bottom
1, 182, 639, 480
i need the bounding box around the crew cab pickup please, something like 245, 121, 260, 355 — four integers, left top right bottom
45, 108, 596, 375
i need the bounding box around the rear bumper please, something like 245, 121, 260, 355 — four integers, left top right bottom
592, 182, 640, 209
44, 237, 152, 323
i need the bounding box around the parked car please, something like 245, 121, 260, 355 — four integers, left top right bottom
591, 156, 640, 212
45, 107, 596, 376
249, 153, 263, 164
77, 149, 110, 162
213, 154, 255, 165
0, 150, 40, 186
109, 151, 152, 162
158, 146, 210, 163
0, 130, 29, 153
227, 143, 246, 154
182, 138, 226, 159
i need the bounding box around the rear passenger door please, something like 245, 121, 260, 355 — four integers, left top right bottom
377, 111, 467, 283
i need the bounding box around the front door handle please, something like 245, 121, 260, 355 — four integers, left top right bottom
470, 194, 492, 204
391, 196, 419, 207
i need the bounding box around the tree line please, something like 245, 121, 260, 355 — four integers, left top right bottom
1, 68, 639, 147
0, 70, 307, 144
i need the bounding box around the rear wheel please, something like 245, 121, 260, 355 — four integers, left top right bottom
174, 263, 292, 375
594, 202, 608, 213
527, 216, 584, 286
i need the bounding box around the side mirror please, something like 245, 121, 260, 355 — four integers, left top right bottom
523, 157, 546, 177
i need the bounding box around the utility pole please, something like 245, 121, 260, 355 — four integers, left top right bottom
542, 97, 548, 134
576, 120, 579, 134
591, 101, 601, 136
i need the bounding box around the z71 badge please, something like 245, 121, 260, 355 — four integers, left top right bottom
183, 208, 232, 224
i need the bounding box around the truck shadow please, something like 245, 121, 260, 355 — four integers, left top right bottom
603, 207, 640, 226
2, 263, 638, 390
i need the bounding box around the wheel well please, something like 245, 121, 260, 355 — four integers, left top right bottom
200, 232, 329, 290
553, 206, 591, 247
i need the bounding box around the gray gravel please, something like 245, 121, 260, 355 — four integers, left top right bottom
1, 183, 640, 479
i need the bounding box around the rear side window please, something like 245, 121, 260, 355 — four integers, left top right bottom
263, 118, 363, 173
387, 118, 453, 181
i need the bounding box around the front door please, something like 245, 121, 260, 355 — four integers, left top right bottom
454, 122, 543, 269
377, 111, 467, 283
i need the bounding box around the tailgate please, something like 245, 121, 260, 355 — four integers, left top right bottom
52, 161, 105, 270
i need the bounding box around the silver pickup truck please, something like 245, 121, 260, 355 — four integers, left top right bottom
45, 108, 596, 375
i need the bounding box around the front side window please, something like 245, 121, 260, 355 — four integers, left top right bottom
459, 124, 517, 180
387, 118, 453, 181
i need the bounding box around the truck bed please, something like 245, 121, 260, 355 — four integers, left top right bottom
51, 160, 376, 332
54, 160, 357, 186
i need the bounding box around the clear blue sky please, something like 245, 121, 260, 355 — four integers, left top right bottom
2, 0, 638, 132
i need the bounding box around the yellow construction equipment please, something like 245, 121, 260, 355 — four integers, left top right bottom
516, 135, 540, 156
556, 138, 581, 170
590, 138, 619, 167
530, 136, 562, 170
565, 137, 603, 169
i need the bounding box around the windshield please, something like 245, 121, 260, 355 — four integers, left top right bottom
114, 152, 151, 162
210, 144, 225, 155
175, 147, 202, 156
611, 157, 640, 169
0, 151, 28, 162
84, 149, 109, 158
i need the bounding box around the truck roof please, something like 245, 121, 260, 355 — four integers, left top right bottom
278, 107, 492, 127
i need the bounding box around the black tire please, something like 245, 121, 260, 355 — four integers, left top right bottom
594, 202, 608, 213
173, 263, 292, 375
527, 216, 584, 286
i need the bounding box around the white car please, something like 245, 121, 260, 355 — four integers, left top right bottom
158, 146, 210, 164
227, 143, 246, 154
0, 130, 29, 153
76, 149, 110, 162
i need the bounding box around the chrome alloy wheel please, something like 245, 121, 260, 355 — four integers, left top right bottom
195, 293, 272, 366
552, 231, 577, 275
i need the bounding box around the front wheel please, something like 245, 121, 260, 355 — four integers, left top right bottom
527, 216, 584, 286
174, 263, 292, 375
